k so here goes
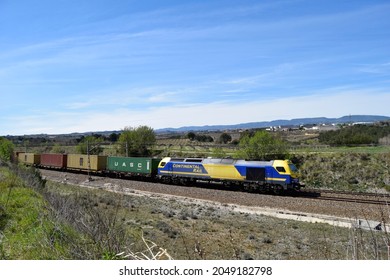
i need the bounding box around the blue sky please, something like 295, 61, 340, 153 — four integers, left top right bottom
1, 0, 389, 135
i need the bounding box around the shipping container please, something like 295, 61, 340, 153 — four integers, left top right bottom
107, 156, 161, 176
67, 154, 107, 171
40, 153, 67, 169
18, 152, 40, 165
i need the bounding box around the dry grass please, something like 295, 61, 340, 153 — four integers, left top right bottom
296, 152, 390, 192
2, 161, 390, 260
43, 179, 390, 260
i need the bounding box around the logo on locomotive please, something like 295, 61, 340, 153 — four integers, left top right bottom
173, 163, 205, 174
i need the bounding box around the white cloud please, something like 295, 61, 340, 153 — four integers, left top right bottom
3, 87, 388, 135
63, 87, 184, 110
357, 62, 390, 75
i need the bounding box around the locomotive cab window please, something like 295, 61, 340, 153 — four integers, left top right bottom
160, 162, 166, 167
276, 166, 286, 173
289, 164, 298, 172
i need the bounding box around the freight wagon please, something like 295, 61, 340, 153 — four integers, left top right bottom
66, 154, 107, 171
40, 153, 67, 169
17, 152, 40, 166
106, 156, 161, 177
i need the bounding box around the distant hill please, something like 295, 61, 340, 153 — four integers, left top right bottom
6, 115, 389, 138
155, 115, 390, 133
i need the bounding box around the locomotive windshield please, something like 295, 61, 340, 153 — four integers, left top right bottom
289, 163, 298, 172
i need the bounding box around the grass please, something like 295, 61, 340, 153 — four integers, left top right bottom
29, 179, 390, 259
1, 163, 390, 259
291, 145, 390, 154
4, 137, 390, 259
0, 166, 79, 259
294, 152, 390, 192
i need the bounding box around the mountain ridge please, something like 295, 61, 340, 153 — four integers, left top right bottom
6, 115, 389, 137
155, 115, 390, 133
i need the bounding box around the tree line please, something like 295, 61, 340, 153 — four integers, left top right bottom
318, 123, 390, 146
77, 125, 156, 156
2, 127, 291, 161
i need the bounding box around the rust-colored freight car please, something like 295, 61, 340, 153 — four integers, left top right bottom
67, 154, 107, 171
17, 152, 40, 165
40, 153, 67, 169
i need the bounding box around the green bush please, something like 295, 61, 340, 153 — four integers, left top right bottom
237, 131, 289, 160
0, 138, 14, 162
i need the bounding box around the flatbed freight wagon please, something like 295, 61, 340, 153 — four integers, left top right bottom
107, 156, 161, 177
67, 154, 107, 171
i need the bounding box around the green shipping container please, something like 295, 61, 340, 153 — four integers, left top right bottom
107, 156, 161, 176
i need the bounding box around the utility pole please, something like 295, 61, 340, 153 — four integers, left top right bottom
86, 140, 101, 182
87, 140, 92, 181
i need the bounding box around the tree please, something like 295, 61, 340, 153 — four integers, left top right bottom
186, 132, 213, 142
195, 134, 213, 142
187, 132, 196, 141
211, 147, 227, 158
318, 124, 390, 146
76, 136, 104, 155
0, 137, 14, 162
108, 133, 120, 142
118, 126, 156, 156
236, 130, 288, 160
219, 133, 232, 144
51, 143, 66, 154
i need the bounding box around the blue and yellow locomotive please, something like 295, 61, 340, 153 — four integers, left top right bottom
158, 157, 302, 192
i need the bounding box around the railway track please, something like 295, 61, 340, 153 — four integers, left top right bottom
303, 188, 390, 198
298, 189, 390, 206
39, 168, 390, 227
39, 167, 390, 207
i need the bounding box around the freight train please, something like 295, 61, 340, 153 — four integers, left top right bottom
17, 152, 303, 193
